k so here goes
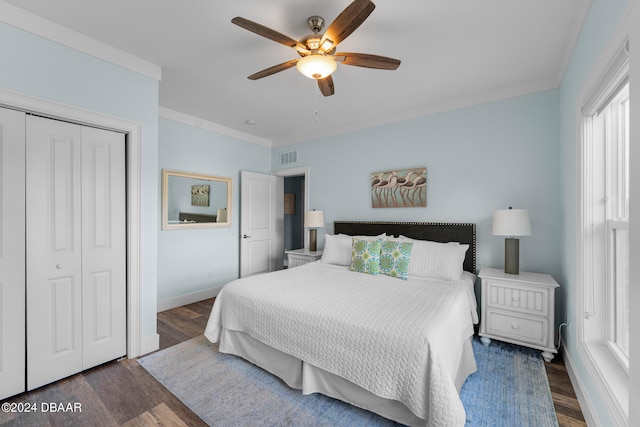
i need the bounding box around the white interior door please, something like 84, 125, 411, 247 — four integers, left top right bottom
0, 107, 26, 400
81, 125, 126, 370
240, 171, 283, 277
26, 116, 83, 390
26, 116, 126, 390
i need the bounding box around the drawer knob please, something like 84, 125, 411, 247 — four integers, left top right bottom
511, 324, 519, 330
512, 297, 520, 302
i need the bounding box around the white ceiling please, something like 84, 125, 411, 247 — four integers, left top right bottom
4, 0, 589, 147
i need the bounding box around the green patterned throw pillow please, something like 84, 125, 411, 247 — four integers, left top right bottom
350, 238, 383, 275
380, 240, 414, 280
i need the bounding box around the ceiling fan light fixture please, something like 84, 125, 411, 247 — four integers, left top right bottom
320, 39, 334, 52
296, 54, 337, 79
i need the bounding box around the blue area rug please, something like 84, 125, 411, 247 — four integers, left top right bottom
460, 339, 558, 427
139, 336, 558, 426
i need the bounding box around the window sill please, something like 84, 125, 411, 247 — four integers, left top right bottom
580, 341, 629, 425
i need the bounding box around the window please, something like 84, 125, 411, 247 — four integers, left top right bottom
578, 40, 629, 423
583, 79, 629, 369
602, 82, 630, 367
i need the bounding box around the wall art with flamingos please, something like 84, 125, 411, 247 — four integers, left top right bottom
371, 167, 426, 208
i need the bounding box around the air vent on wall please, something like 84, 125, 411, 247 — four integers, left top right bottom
280, 150, 298, 165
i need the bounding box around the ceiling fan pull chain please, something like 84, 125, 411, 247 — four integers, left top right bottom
314, 81, 320, 123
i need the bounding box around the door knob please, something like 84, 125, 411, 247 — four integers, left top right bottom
56, 264, 64, 269
243, 234, 251, 239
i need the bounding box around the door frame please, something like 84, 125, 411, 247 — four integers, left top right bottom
0, 88, 145, 358
273, 166, 310, 248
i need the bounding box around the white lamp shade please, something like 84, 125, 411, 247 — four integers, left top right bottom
304, 210, 325, 228
296, 55, 337, 79
492, 209, 532, 236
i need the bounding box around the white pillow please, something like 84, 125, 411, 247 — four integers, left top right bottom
320, 234, 353, 266
321, 233, 386, 266
397, 236, 468, 280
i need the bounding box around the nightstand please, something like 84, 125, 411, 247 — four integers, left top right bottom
285, 248, 323, 268
478, 267, 559, 362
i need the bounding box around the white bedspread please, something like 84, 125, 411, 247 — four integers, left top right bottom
205, 262, 478, 426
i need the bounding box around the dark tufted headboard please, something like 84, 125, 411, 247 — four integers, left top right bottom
333, 221, 476, 274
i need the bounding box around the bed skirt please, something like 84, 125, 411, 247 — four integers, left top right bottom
218, 329, 477, 427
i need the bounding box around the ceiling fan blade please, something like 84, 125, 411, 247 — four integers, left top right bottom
335, 52, 401, 70
232, 17, 309, 54
248, 59, 299, 80
317, 76, 335, 97
320, 0, 375, 51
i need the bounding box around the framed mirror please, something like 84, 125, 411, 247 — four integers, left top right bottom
162, 169, 232, 229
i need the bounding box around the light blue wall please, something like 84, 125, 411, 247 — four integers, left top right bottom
273, 89, 562, 280
558, 0, 632, 425
157, 118, 271, 302
0, 22, 160, 341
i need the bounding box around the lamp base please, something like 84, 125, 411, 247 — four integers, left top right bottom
504, 238, 520, 275
309, 228, 318, 252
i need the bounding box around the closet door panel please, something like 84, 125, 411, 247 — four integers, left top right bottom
50, 277, 79, 353
26, 116, 83, 390
0, 107, 26, 400
81, 126, 126, 369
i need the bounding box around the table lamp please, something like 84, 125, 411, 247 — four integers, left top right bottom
304, 210, 324, 252
492, 207, 532, 274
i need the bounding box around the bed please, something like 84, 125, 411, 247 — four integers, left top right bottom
205, 221, 478, 427
178, 212, 217, 223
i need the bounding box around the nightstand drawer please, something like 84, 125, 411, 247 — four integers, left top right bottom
484, 279, 550, 317
485, 310, 548, 347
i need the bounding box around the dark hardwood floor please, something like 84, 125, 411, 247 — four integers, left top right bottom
545, 356, 588, 426
1, 298, 586, 426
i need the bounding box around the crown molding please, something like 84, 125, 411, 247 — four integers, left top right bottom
159, 107, 272, 148
551, 0, 592, 87
0, 1, 161, 81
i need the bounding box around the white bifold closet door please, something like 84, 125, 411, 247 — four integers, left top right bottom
0, 108, 26, 400
26, 115, 126, 390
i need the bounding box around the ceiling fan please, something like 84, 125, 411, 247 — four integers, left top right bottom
231, 0, 401, 96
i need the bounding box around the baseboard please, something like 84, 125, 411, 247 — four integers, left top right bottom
562, 344, 599, 426
139, 333, 160, 357
157, 286, 223, 313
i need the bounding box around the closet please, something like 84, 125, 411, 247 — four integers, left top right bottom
0, 108, 126, 399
